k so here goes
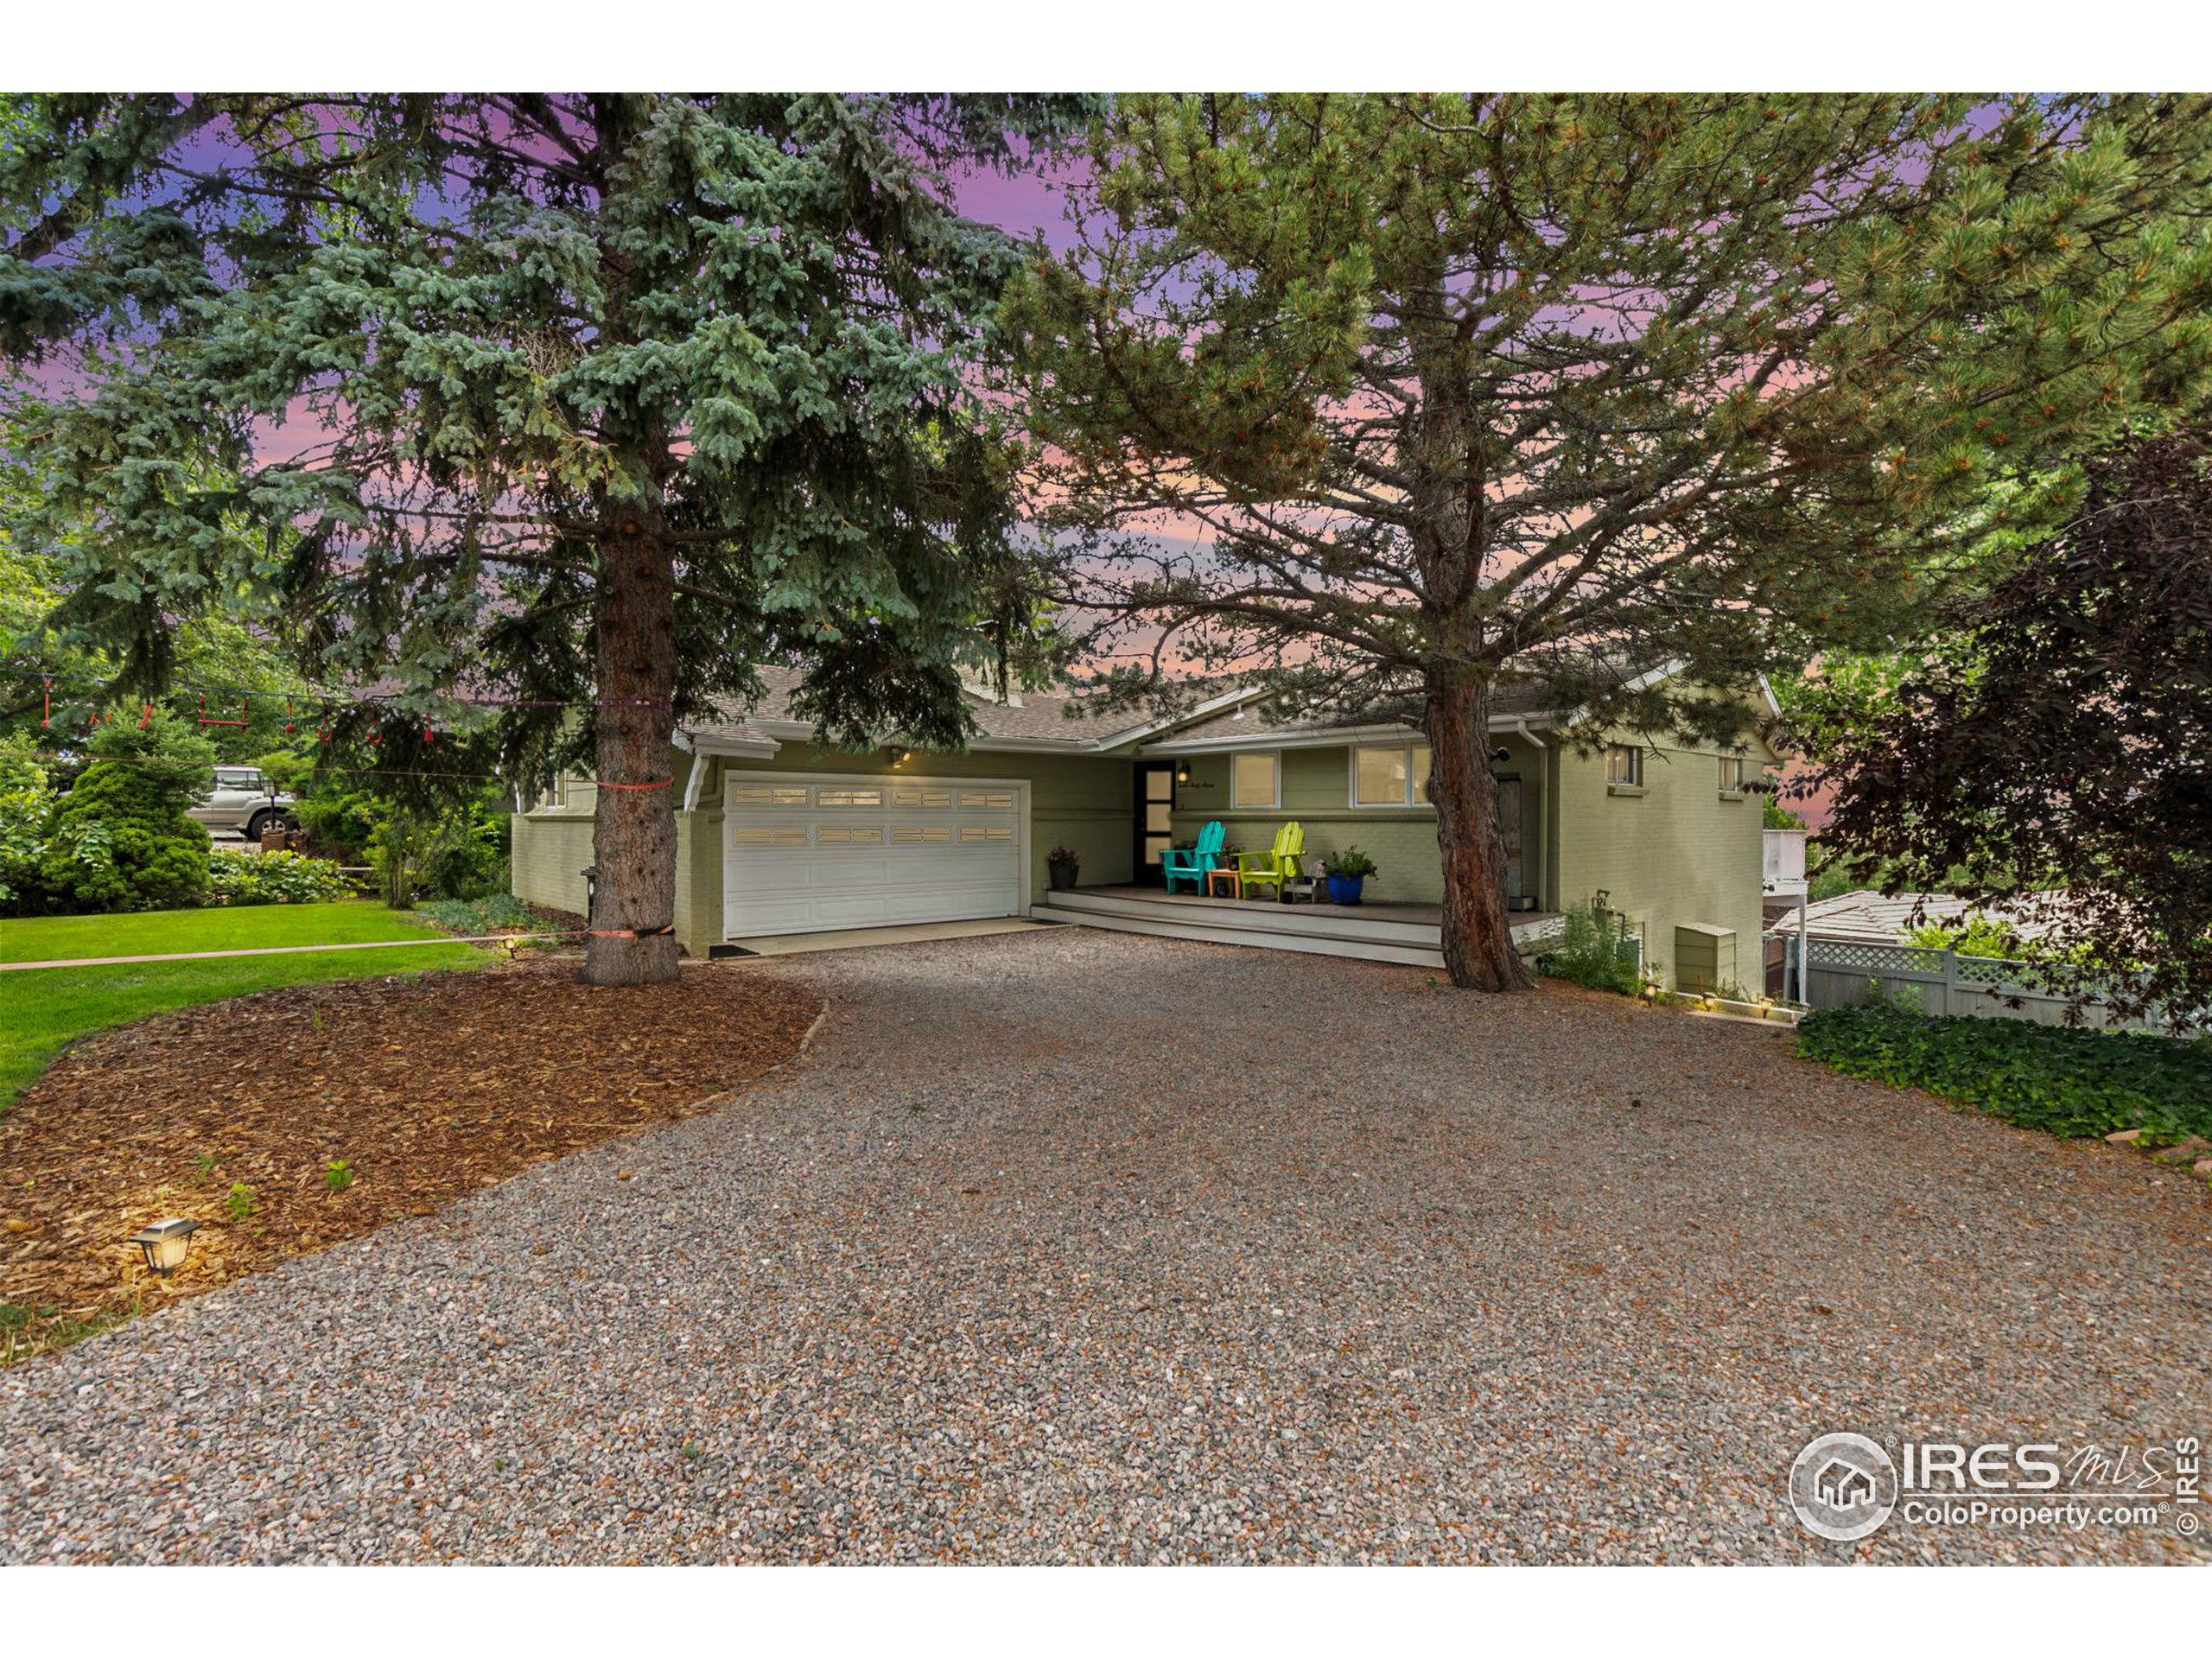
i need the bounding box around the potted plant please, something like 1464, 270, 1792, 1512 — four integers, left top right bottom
1322, 846, 1378, 905
1046, 844, 1081, 891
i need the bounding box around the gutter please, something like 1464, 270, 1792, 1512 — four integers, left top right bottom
1137, 711, 1565, 757
689, 682, 1269, 760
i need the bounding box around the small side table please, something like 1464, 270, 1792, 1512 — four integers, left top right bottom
1205, 867, 1243, 899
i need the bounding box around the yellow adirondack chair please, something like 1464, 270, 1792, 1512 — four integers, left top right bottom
1233, 822, 1306, 901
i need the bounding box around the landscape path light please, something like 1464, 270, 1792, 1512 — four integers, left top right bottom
130, 1218, 200, 1278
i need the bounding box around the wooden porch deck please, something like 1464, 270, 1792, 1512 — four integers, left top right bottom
1038, 885, 1562, 970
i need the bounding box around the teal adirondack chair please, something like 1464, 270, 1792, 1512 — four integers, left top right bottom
1161, 821, 1225, 893
1234, 821, 1306, 901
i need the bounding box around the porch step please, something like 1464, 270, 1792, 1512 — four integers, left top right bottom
1042, 887, 1443, 947
1039, 889, 1446, 969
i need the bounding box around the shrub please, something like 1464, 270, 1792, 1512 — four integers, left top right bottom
1536, 900, 1643, 996
1797, 1005, 2212, 1143
291, 785, 382, 866
0, 740, 53, 912
364, 788, 508, 906
422, 794, 507, 900
35, 715, 213, 913
1905, 915, 2027, 959
207, 846, 351, 906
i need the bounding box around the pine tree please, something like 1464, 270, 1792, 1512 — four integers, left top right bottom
1, 94, 1089, 982
1009, 94, 2212, 989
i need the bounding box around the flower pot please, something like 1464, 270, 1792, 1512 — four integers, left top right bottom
1325, 873, 1366, 905
1048, 863, 1078, 892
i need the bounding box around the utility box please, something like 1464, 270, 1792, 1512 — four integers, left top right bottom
1675, 923, 1738, 995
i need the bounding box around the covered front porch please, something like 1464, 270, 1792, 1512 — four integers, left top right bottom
1039, 884, 1564, 970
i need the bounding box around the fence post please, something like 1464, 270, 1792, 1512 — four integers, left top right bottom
1941, 949, 1959, 1017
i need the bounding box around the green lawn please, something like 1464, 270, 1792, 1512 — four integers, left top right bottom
0, 902, 485, 1109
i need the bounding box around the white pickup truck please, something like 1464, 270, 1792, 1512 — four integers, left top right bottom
187, 765, 296, 842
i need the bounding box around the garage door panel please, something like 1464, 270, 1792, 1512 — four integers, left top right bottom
720, 892, 816, 933
722, 773, 1025, 938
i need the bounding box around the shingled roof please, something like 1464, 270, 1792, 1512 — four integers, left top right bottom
1144, 676, 1581, 748
685, 666, 1215, 750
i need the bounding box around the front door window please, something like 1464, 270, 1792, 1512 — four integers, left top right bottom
1137, 764, 1176, 885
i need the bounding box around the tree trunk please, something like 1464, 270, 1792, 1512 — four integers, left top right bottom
1427, 672, 1535, 992
582, 518, 682, 986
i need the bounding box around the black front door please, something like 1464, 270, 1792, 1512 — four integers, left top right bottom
1135, 763, 1177, 887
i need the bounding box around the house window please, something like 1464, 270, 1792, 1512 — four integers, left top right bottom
1718, 755, 1746, 795
1353, 742, 1433, 807
1231, 752, 1280, 809
1607, 745, 1645, 787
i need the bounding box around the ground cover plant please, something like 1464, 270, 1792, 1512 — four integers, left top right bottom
1797, 1004, 2212, 1143
0, 901, 479, 1109
416, 893, 573, 938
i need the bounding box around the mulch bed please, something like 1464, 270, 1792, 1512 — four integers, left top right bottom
0, 960, 821, 1346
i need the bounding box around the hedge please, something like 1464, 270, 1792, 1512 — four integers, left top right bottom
207, 847, 353, 906
1796, 1005, 2212, 1144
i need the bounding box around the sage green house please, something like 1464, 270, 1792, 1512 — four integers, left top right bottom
511, 664, 1780, 990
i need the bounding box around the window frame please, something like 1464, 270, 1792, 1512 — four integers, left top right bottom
1230, 750, 1281, 810
1605, 744, 1645, 790
1349, 741, 1434, 809
1717, 753, 1747, 798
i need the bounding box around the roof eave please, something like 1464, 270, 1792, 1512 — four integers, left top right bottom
1136, 712, 1560, 757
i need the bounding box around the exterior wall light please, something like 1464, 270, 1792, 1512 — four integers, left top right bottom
1174, 760, 1192, 785
885, 747, 910, 767
130, 1218, 200, 1277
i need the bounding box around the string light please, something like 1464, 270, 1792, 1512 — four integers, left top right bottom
0, 663, 672, 715
16, 750, 690, 790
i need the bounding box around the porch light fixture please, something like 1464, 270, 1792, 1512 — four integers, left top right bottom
1174, 760, 1192, 785
130, 1218, 200, 1278
885, 747, 910, 767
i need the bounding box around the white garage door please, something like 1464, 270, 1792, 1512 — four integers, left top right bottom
721, 772, 1026, 938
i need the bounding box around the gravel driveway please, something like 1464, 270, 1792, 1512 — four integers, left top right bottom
3, 929, 2206, 1563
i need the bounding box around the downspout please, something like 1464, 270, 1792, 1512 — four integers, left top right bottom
1522, 726, 1556, 912
677, 729, 709, 814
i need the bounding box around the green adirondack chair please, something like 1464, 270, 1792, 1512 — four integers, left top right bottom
1161, 821, 1225, 893
1233, 821, 1306, 901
